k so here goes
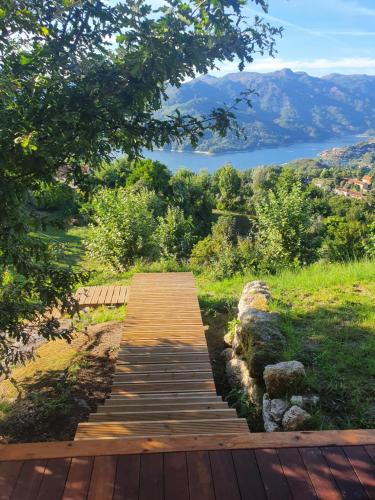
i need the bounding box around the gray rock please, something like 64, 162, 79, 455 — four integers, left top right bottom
221, 348, 235, 361
245, 320, 286, 381
223, 333, 232, 347
247, 378, 263, 406
262, 394, 281, 432
270, 398, 289, 423
231, 324, 243, 354
290, 394, 320, 409
226, 357, 250, 389
282, 405, 311, 431
264, 361, 306, 398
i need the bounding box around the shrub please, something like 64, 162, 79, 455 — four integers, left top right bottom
190, 216, 254, 279
156, 206, 195, 261
32, 181, 80, 215
86, 187, 157, 270
255, 180, 318, 273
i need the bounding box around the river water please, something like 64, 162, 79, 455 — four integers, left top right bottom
144, 134, 366, 173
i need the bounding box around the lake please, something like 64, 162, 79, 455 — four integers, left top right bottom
144, 134, 366, 173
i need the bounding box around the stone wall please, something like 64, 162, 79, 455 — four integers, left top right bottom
223, 281, 318, 432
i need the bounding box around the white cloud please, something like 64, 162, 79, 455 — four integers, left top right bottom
211, 57, 375, 75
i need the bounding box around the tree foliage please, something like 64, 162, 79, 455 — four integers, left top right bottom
0, 0, 280, 368
86, 188, 157, 271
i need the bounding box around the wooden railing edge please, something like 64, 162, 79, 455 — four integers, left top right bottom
1, 429, 375, 461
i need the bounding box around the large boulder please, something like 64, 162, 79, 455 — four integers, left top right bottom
243, 319, 286, 381
262, 394, 281, 432
282, 405, 311, 431
238, 281, 270, 318
264, 361, 306, 398
270, 398, 289, 423
290, 394, 319, 409
225, 357, 250, 389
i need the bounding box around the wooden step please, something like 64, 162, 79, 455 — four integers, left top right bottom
111, 380, 216, 394
120, 339, 207, 347
117, 354, 210, 364
75, 418, 249, 439
112, 371, 212, 382
115, 363, 212, 373
105, 394, 222, 405
90, 409, 237, 422
98, 402, 228, 413
119, 344, 207, 356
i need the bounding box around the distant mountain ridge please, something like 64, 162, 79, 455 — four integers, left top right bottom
160, 69, 375, 153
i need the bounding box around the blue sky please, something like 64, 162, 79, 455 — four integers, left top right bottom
216, 0, 375, 76
148, 0, 375, 76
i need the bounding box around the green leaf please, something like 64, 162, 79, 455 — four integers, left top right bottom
116, 34, 126, 43
19, 54, 32, 65
0, 8, 6, 18
39, 26, 49, 36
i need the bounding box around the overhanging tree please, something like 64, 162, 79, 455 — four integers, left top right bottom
0, 0, 281, 372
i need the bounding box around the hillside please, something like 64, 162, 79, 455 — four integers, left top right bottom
319, 137, 375, 166
160, 69, 375, 152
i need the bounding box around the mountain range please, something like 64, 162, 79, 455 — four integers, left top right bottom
160, 69, 375, 153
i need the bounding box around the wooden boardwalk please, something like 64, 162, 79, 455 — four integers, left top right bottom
1, 431, 375, 499
75, 272, 248, 440
74, 285, 129, 308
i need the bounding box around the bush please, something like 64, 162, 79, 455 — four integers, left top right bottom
255, 180, 318, 273
86, 187, 157, 270
190, 216, 254, 279
32, 181, 80, 215
156, 206, 195, 261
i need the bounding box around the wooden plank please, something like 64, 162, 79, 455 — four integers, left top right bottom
82, 287, 97, 306
91, 286, 102, 306
209, 450, 241, 500
113, 454, 140, 500
139, 454, 163, 500
3, 431, 375, 461
343, 446, 375, 498
117, 286, 127, 304
115, 362, 212, 373
97, 286, 109, 304
365, 444, 375, 463
0, 460, 23, 499
117, 354, 210, 364
111, 286, 121, 305
62, 457, 94, 500
164, 452, 189, 500
277, 448, 317, 499
112, 371, 212, 382
103, 285, 115, 305
10, 460, 46, 500
232, 449, 267, 500
111, 380, 216, 394
186, 451, 215, 500
255, 449, 292, 499
322, 446, 366, 499
98, 402, 228, 413
75, 419, 249, 440
300, 447, 342, 500
87, 455, 117, 500
89, 409, 236, 422
36, 458, 71, 500
2, 431, 375, 462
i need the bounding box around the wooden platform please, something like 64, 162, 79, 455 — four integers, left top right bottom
74, 285, 129, 307
1, 431, 375, 499
75, 272, 248, 440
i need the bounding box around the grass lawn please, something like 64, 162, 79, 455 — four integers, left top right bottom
32, 226, 375, 430
198, 260, 375, 430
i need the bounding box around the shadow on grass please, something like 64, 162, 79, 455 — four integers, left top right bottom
0, 324, 121, 443
274, 299, 375, 429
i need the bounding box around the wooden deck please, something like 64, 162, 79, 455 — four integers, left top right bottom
1, 431, 375, 499
75, 272, 248, 440
74, 285, 129, 308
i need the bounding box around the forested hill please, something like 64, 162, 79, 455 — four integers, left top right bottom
160, 69, 375, 153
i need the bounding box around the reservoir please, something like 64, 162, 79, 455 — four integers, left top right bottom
144, 134, 367, 173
